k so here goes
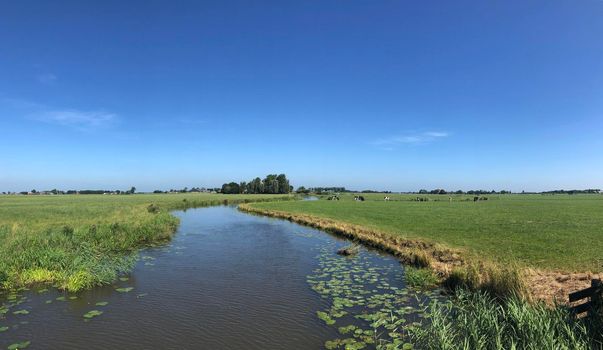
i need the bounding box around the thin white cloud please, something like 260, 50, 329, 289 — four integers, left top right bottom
423, 131, 448, 138
37, 73, 57, 84
371, 131, 449, 149
0, 97, 118, 131
36, 110, 116, 129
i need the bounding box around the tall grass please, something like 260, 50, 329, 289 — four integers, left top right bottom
409, 290, 602, 350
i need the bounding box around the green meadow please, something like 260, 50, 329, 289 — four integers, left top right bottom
250, 193, 603, 272
0, 193, 292, 291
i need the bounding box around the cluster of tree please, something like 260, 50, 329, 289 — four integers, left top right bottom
221, 174, 292, 194
541, 189, 601, 195
295, 186, 310, 194
360, 190, 392, 193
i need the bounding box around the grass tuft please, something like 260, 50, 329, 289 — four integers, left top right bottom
405, 267, 438, 289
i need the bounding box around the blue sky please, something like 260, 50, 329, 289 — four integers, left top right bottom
1, 0, 602, 192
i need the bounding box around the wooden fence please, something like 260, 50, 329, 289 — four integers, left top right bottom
569, 279, 602, 316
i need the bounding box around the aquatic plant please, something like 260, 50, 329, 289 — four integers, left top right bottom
7, 341, 30, 350
307, 243, 439, 349
83, 310, 103, 319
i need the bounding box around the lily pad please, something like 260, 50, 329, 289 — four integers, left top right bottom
95, 301, 109, 306
12, 310, 29, 315
115, 287, 134, 293
0, 326, 9, 332
7, 341, 30, 349
83, 310, 103, 319
317, 311, 335, 325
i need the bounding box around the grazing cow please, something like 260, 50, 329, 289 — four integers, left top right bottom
384, 196, 391, 201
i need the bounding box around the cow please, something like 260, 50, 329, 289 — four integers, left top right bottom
384, 196, 391, 201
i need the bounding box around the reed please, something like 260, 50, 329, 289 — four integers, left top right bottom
409, 290, 602, 350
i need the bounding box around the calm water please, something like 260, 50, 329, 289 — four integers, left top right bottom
0, 206, 434, 349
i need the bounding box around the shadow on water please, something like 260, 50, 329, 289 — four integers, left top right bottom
0, 206, 439, 349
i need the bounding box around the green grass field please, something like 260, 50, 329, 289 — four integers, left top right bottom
0, 193, 291, 291
250, 193, 603, 272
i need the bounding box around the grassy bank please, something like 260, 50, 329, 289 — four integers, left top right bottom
0, 193, 292, 292
241, 195, 603, 348
242, 194, 603, 300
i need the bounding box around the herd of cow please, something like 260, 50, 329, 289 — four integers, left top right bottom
326, 195, 489, 202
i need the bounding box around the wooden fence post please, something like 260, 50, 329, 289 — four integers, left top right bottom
592, 279, 602, 316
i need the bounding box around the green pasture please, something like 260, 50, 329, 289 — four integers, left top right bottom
252, 193, 603, 271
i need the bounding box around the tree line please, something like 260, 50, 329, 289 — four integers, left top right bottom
221, 174, 292, 194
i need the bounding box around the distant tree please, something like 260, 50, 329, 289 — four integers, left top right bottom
129, 186, 136, 194
31, 189, 37, 194
263, 174, 279, 194
276, 174, 290, 194
296, 186, 309, 194
221, 182, 240, 194
418, 189, 428, 194
249, 177, 263, 194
